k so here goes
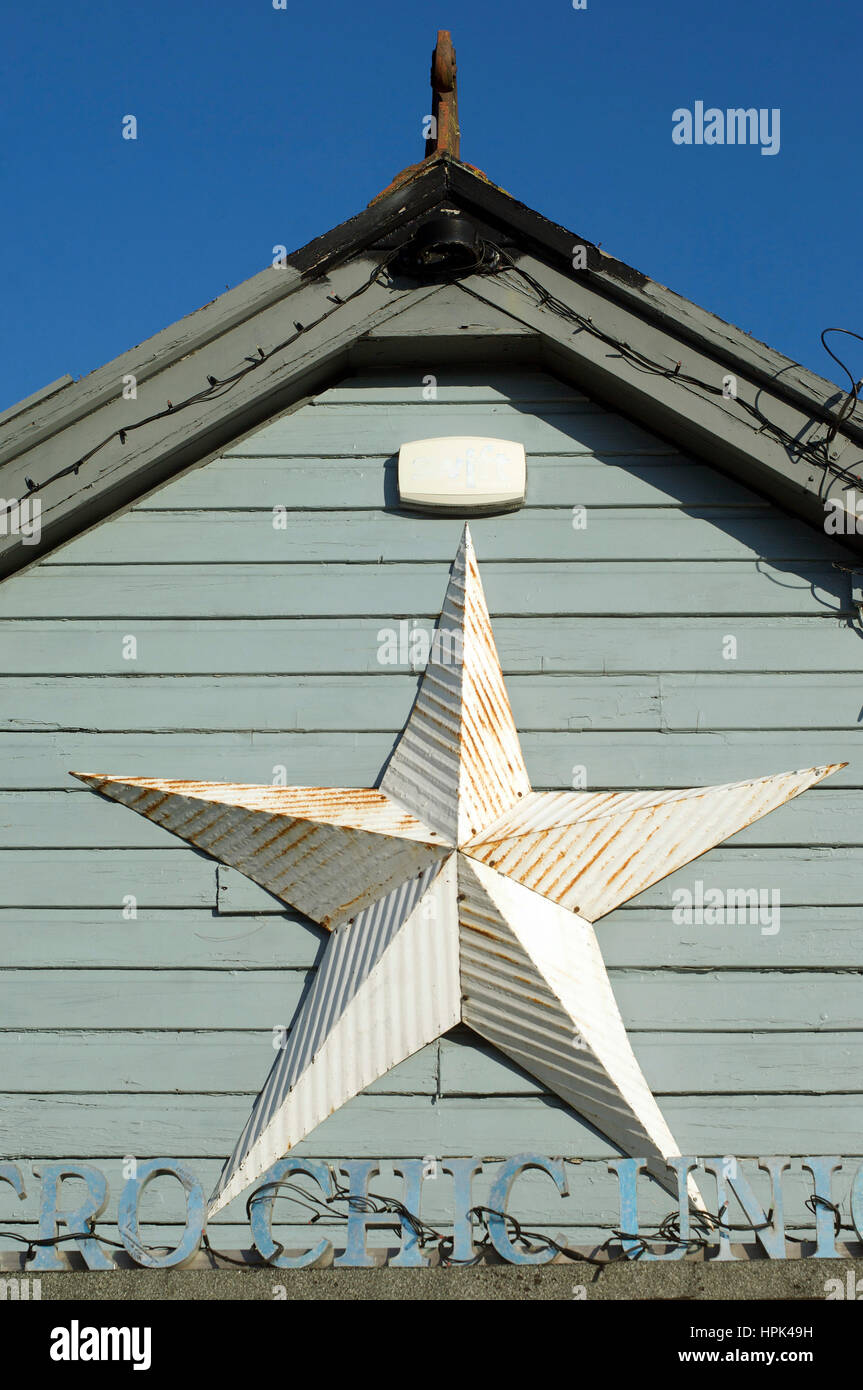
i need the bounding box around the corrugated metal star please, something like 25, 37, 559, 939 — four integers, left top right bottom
73, 525, 841, 1216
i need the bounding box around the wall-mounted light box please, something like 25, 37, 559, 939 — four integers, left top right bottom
397, 437, 526, 514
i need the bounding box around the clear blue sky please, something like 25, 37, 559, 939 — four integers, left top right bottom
2, 0, 860, 412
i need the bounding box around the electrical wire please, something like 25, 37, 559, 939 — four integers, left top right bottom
1, 245, 858, 1273
6, 241, 863, 518
2, 250, 398, 518
0, 1182, 851, 1271
820, 328, 863, 446
478, 243, 863, 492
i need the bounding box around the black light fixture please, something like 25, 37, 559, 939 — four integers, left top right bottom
406, 212, 482, 280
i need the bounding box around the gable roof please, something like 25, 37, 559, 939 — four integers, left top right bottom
3, 90, 863, 579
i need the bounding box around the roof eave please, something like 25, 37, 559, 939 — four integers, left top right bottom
1, 155, 862, 577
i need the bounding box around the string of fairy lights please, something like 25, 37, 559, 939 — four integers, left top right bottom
4, 242, 863, 519
1, 250, 399, 517
481, 243, 863, 492
0, 1175, 851, 1272
1, 239, 859, 1275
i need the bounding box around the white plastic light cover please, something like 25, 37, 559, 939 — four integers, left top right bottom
397, 437, 526, 513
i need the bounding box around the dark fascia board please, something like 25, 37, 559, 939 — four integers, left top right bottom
0, 265, 451, 580
0, 375, 75, 430
0, 163, 452, 580
462, 272, 860, 549
352, 273, 861, 551
2, 153, 861, 578
0, 160, 449, 471
444, 160, 863, 445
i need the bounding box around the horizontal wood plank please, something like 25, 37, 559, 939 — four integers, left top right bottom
220, 403, 666, 455
0, 562, 848, 618
2, 730, 858, 789
2, 616, 860, 675
0, 1091, 858, 1159
134, 457, 761, 510
0, 903, 860, 968
314, 372, 592, 403
1, 672, 861, 732
2, 1028, 861, 1096
0, 673, 664, 732
1, 967, 860, 1030
0, 846, 859, 909
49, 508, 839, 565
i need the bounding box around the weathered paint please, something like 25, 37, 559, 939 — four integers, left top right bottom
249, 1158, 335, 1268
380, 526, 531, 842
4, 131, 863, 587
425, 31, 460, 160
0, 368, 860, 1254
68, 777, 447, 930
458, 858, 704, 1210
465, 769, 843, 921
484, 1157, 570, 1264
30, 1165, 112, 1271
117, 1160, 205, 1268
72, 523, 838, 1222
11, 1151, 862, 1267
210, 860, 461, 1214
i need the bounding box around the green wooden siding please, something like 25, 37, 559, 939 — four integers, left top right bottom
1, 367, 861, 1252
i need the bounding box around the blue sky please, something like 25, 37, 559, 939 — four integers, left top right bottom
1, 0, 860, 411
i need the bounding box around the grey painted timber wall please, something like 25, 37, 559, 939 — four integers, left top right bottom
1, 367, 862, 1256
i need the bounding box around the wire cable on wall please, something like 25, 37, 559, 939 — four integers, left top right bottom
479, 243, 863, 493
2, 251, 397, 517
3, 1173, 836, 1274
5, 243, 863, 519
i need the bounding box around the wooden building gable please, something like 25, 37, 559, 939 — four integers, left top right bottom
2, 357, 861, 1252
2, 33, 862, 1260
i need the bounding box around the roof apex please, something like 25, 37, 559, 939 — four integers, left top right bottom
3, 36, 863, 576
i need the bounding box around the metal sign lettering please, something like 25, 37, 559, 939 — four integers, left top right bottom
2, 1155, 860, 1268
